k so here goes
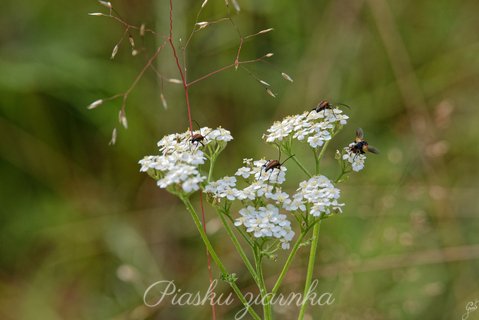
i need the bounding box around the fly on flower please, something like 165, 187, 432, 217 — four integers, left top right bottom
350, 128, 379, 155
342, 128, 379, 172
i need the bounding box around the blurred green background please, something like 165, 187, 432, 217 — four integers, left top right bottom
1, 0, 479, 319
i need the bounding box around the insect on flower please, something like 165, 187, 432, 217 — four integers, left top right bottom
350, 128, 379, 155
190, 132, 206, 147
189, 120, 212, 148
308, 100, 351, 118
261, 151, 295, 181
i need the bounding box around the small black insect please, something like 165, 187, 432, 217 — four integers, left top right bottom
350, 128, 379, 155
307, 100, 350, 118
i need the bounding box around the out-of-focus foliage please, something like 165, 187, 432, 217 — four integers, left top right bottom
1, 0, 479, 319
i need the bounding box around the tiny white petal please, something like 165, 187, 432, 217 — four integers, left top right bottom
109, 128, 117, 146
258, 28, 274, 34
231, 0, 240, 12
98, 1, 112, 8
160, 93, 168, 110
266, 88, 276, 98
87, 99, 103, 110
111, 44, 119, 59
168, 78, 183, 84
281, 72, 294, 82
260, 80, 271, 87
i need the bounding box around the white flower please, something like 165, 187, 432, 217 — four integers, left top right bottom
182, 176, 205, 193
283, 196, 306, 212
234, 205, 295, 249
221, 176, 237, 187
307, 135, 325, 148
265, 189, 290, 203
220, 187, 241, 201
288, 175, 344, 216
243, 158, 253, 165
140, 152, 205, 193
342, 143, 366, 172
139, 156, 160, 172
140, 126, 233, 193
235, 186, 255, 201
208, 127, 233, 142
263, 116, 297, 142
235, 166, 252, 179
204, 176, 238, 199
253, 159, 287, 185
205, 157, 291, 206
263, 107, 349, 148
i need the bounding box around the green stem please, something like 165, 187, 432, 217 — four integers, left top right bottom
297, 221, 322, 320
317, 140, 330, 163
312, 148, 319, 174
207, 156, 216, 183
216, 209, 260, 285
335, 161, 351, 183
254, 246, 272, 320
290, 155, 312, 178
335, 170, 346, 183
223, 210, 255, 248
271, 231, 306, 295
182, 197, 261, 320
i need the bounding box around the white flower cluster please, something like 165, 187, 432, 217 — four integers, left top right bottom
205, 158, 295, 248
285, 175, 344, 217
198, 127, 234, 144
205, 158, 288, 202
234, 205, 295, 249
342, 143, 366, 172
239, 158, 287, 185
139, 127, 233, 193
263, 108, 348, 148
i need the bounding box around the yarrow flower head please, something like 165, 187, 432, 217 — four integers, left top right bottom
205, 157, 295, 250
204, 127, 233, 142
204, 176, 240, 200
285, 175, 344, 217
262, 107, 348, 148
205, 158, 289, 203
234, 205, 295, 249
139, 127, 233, 193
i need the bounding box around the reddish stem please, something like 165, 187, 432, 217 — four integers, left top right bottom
234, 37, 244, 69
187, 55, 268, 87
168, 1, 216, 320
188, 63, 235, 87
168, 0, 194, 136
121, 42, 166, 113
